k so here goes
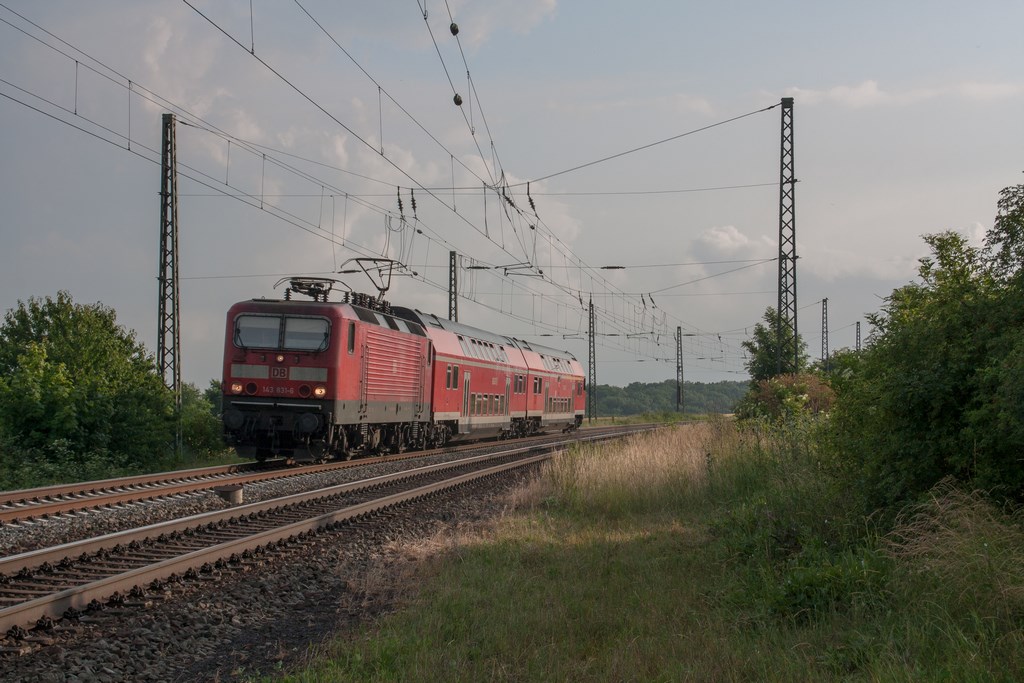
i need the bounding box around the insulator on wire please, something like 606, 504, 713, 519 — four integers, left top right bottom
410, 189, 417, 218
453, 93, 463, 106
450, 22, 459, 36
397, 188, 404, 219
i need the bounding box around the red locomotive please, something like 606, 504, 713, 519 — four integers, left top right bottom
221, 269, 585, 461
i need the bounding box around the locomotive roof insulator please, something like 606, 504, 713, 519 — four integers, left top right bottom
273, 276, 345, 302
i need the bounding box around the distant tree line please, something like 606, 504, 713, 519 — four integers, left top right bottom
594, 379, 746, 416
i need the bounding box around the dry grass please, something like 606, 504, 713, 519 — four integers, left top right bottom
885, 478, 1024, 621
518, 423, 713, 517
277, 421, 1024, 682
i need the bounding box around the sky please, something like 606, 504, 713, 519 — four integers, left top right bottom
1, 1, 1022, 389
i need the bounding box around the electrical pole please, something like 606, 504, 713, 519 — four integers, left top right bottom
588, 296, 597, 423
448, 250, 458, 322
821, 297, 829, 372
158, 113, 182, 455
676, 326, 684, 413
776, 97, 798, 375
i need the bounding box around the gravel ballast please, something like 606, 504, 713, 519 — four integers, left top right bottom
0, 466, 536, 682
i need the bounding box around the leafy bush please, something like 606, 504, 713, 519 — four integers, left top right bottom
0, 292, 173, 470
827, 185, 1024, 510
735, 373, 835, 420
180, 382, 226, 457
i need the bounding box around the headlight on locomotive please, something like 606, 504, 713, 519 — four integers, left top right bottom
230, 382, 244, 394
313, 385, 327, 398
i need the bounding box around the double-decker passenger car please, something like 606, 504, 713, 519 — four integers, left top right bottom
221, 282, 584, 462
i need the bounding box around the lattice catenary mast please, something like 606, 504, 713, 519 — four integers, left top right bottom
776, 97, 799, 374
448, 250, 458, 322
588, 297, 597, 422
158, 113, 182, 452
676, 326, 684, 413
821, 297, 829, 372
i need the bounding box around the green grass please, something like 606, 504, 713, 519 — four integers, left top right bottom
275, 419, 1024, 682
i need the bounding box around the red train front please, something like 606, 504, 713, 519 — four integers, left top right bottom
221, 288, 434, 461
221, 277, 585, 462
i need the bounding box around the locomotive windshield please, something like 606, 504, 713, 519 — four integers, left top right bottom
234, 314, 329, 351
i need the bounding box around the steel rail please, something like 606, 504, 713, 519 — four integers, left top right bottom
0, 450, 553, 636
0, 425, 641, 525
0, 463, 261, 507
0, 444, 554, 578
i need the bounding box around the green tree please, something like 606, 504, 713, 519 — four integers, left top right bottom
741, 306, 809, 382
0, 342, 78, 448
829, 184, 1024, 509
0, 292, 174, 476
204, 379, 223, 416
180, 382, 225, 456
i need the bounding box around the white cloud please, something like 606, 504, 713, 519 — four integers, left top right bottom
698, 225, 753, 253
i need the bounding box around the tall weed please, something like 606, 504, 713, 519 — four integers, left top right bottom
539, 424, 710, 518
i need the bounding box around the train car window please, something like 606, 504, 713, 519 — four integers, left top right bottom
283, 317, 330, 351
348, 322, 356, 354
446, 365, 452, 389
453, 365, 459, 389
234, 315, 280, 348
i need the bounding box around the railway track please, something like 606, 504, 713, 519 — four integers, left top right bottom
0, 426, 642, 526
0, 463, 267, 526
0, 429, 640, 639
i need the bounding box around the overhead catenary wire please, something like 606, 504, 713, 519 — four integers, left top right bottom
514, 104, 780, 186
0, 3, 784, 376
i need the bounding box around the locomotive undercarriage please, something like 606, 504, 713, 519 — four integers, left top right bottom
224, 403, 454, 463
225, 404, 580, 464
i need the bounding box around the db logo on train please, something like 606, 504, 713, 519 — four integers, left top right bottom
271, 367, 288, 379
